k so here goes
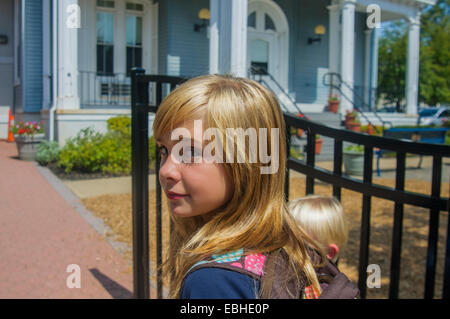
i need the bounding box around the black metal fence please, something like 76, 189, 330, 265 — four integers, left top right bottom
131, 69, 450, 299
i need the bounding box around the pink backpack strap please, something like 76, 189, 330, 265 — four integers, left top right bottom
184, 249, 268, 283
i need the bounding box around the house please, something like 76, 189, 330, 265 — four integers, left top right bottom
0, 0, 433, 145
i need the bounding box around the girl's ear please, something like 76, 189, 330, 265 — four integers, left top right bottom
326, 243, 339, 260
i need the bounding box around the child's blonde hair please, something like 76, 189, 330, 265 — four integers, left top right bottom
153, 74, 326, 298
288, 195, 348, 254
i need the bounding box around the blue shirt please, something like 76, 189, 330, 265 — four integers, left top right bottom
181, 267, 260, 299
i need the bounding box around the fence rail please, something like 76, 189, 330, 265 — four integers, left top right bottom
131, 69, 450, 299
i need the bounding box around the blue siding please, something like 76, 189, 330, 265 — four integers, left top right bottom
159, 0, 209, 77
23, 0, 43, 112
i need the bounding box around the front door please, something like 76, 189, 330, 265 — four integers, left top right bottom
246, 0, 289, 91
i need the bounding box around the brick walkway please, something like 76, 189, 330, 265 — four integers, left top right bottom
0, 141, 144, 298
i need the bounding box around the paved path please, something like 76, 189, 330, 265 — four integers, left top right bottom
0, 141, 152, 299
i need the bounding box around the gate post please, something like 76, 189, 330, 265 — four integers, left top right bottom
131, 67, 150, 299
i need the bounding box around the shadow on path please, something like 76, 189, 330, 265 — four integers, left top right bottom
89, 268, 133, 299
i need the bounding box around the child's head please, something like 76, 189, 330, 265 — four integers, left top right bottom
288, 195, 348, 262
153, 74, 285, 224
153, 74, 322, 298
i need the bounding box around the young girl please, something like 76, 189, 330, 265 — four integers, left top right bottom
153, 74, 326, 299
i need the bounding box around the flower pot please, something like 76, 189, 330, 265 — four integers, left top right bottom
14, 134, 45, 161
347, 122, 361, 132
327, 100, 339, 113
345, 115, 356, 126
315, 138, 323, 154
343, 151, 364, 176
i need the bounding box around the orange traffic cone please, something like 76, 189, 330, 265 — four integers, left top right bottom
7, 109, 14, 142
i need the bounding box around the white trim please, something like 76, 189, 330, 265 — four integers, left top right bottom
340, 0, 356, 115
209, 0, 219, 74
247, 0, 289, 89
57, 0, 80, 110
13, 0, 21, 85
231, 0, 248, 77
43, 0, 52, 110
356, 0, 420, 18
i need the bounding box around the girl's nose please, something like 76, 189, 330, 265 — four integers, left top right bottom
159, 153, 182, 183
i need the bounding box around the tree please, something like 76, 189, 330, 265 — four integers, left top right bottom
419, 0, 450, 106
377, 21, 407, 111
377, 0, 450, 108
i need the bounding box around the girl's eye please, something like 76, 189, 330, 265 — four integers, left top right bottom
158, 146, 168, 157
183, 146, 202, 163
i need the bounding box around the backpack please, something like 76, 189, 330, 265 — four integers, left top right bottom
184, 248, 360, 299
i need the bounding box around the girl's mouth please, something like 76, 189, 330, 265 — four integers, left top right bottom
166, 192, 188, 200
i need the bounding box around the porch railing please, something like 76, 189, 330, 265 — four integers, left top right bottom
79, 71, 132, 108
131, 69, 450, 299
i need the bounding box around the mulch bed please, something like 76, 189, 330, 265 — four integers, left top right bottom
81, 177, 449, 299
46, 162, 155, 181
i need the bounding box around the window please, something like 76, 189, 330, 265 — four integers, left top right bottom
248, 11, 256, 28
265, 14, 276, 31
97, 0, 115, 8
126, 2, 144, 11
97, 12, 114, 75
250, 39, 269, 74
126, 15, 142, 75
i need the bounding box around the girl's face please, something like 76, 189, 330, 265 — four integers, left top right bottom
157, 121, 234, 220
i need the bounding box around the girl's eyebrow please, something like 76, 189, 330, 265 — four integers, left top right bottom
156, 137, 203, 146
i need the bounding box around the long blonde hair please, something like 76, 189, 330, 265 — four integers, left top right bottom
153, 74, 325, 298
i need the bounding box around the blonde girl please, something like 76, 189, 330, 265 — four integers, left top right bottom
153, 74, 326, 298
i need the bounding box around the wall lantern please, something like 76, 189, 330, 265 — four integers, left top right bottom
194, 8, 210, 32
307, 24, 326, 45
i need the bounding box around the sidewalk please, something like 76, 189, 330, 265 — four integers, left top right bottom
0, 141, 145, 298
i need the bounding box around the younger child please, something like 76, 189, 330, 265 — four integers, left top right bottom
288, 195, 348, 264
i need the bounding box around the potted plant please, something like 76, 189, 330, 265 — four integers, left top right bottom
295, 113, 310, 137
343, 144, 364, 176
345, 110, 361, 132
315, 134, 323, 154
327, 94, 339, 113
9, 120, 45, 161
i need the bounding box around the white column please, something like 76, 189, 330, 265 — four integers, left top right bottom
57, 0, 80, 110
209, 0, 219, 74
42, 0, 51, 110
405, 13, 421, 115
217, 0, 247, 77
363, 29, 372, 109
370, 27, 379, 109
115, 0, 126, 76
230, 0, 248, 77
340, 0, 356, 115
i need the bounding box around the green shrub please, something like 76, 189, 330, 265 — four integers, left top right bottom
345, 144, 364, 153
290, 146, 304, 160
107, 116, 131, 137
57, 116, 157, 175
57, 127, 106, 173
36, 140, 60, 166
